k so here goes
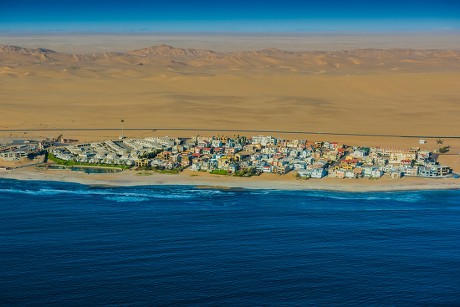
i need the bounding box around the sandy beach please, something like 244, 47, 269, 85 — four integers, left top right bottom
1, 167, 459, 192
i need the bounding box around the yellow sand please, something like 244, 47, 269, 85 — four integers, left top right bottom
1, 45, 459, 172
1, 167, 459, 192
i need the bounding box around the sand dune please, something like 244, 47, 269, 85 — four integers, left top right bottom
2, 44, 460, 72
1, 44, 460, 159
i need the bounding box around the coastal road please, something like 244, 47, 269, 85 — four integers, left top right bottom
1, 127, 460, 139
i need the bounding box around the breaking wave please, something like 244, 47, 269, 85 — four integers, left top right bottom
0, 178, 455, 206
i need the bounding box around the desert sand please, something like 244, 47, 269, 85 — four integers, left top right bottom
1, 40, 460, 172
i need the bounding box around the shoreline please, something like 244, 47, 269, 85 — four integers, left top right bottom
1, 167, 459, 192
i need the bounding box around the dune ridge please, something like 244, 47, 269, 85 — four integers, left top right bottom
2, 44, 460, 74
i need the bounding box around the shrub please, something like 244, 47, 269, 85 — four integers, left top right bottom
439, 146, 449, 153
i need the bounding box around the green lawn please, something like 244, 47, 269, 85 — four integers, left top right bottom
210, 169, 229, 175
47, 152, 130, 169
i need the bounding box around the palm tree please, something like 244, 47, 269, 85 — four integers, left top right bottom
437, 139, 444, 146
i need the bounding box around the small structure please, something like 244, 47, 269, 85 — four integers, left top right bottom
371, 169, 383, 178
228, 163, 239, 173
353, 167, 363, 178
297, 169, 311, 178
418, 165, 452, 177
276, 164, 291, 175
311, 168, 328, 179
135, 159, 149, 167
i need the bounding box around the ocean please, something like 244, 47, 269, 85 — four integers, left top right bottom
1, 178, 459, 305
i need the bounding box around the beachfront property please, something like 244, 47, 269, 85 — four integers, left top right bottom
0, 141, 43, 161
44, 135, 454, 179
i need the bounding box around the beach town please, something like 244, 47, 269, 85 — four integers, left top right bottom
0, 134, 455, 183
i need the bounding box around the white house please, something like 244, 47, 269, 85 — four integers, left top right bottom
311, 168, 328, 179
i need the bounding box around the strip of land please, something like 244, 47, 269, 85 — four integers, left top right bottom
1, 167, 459, 192
2, 43, 459, 185
1, 45, 460, 145
1, 133, 458, 192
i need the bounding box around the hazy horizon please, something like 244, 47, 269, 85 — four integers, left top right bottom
2, 32, 460, 54
3, 0, 459, 52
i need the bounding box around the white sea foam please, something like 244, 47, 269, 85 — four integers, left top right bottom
0, 186, 225, 201
104, 196, 149, 202
0, 182, 429, 204
297, 191, 424, 203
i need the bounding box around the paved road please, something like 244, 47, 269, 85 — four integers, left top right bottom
1, 127, 460, 139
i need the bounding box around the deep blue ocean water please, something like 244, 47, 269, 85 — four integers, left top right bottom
1, 178, 460, 306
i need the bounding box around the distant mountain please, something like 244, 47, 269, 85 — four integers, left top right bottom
127, 44, 216, 58
1, 44, 459, 74
0, 45, 56, 55
0, 45, 61, 63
